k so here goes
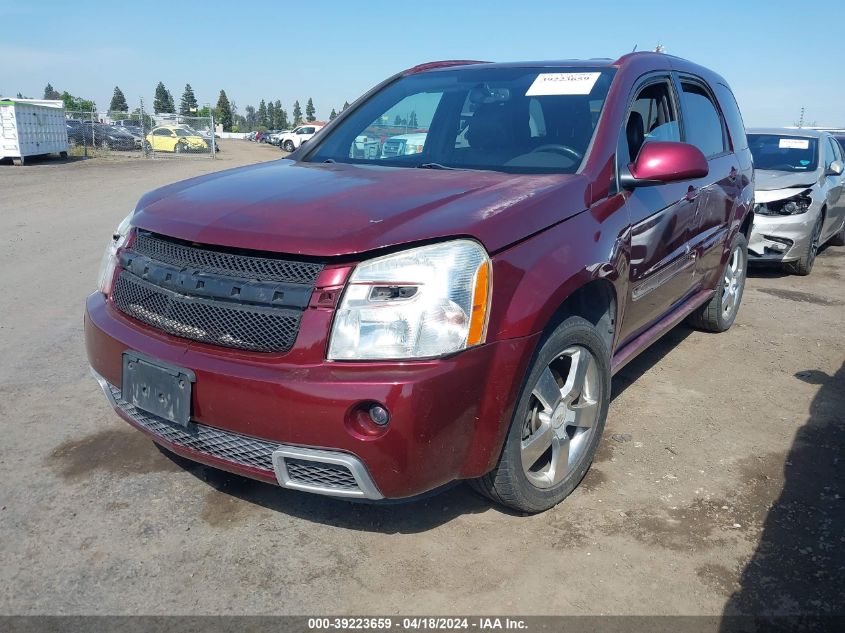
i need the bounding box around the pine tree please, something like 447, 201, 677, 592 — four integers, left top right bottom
292, 100, 302, 125
278, 107, 289, 130
179, 84, 198, 115
305, 97, 316, 122
153, 82, 174, 114
408, 110, 418, 127
329, 108, 337, 121
342, 101, 350, 111
216, 89, 233, 131
257, 99, 267, 127
267, 100, 276, 128
43, 83, 60, 100
245, 105, 257, 130
109, 86, 128, 113
273, 100, 283, 128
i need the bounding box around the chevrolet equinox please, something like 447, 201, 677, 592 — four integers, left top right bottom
86, 53, 753, 512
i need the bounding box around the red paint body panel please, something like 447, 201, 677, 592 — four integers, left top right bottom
85, 52, 754, 498
86, 293, 538, 497
132, 161, 586, 257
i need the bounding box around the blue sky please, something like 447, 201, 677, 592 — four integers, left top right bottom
2, 0, 842, 126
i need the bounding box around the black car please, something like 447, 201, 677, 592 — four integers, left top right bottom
65, 121, 136, 150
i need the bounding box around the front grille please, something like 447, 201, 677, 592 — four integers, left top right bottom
108, 384, 279, 472
285, 458, 358, 490
381, 140, 405, 158
133, 232, 323, 285
112, 271, 301, 352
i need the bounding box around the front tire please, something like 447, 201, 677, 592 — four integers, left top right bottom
785, 212, 823, 276
828, 217, 845, 247
688, 232, 747, 332
174, 142, 186, 154
473, 316, 610, 513
283, 140, 295, 152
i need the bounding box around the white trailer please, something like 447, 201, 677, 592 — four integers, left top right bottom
0, 98, 69, 165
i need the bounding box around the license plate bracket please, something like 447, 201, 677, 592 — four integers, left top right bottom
121, 352, 195, 427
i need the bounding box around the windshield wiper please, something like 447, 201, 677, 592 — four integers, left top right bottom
417, 162, 462, 170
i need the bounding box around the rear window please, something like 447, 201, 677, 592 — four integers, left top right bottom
748, 134, 818, 172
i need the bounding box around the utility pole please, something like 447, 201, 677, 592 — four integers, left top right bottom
797, 106, 805, 128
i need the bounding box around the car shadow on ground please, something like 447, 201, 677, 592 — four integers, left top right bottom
610, 323, 694, 402
720, 362, 845, 627
154, 324, 699, 531
160, 446, 518, 533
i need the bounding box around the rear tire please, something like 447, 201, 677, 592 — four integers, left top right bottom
473, 316, 610, 513
688, 232, 747, 332
785, 212, 823, 276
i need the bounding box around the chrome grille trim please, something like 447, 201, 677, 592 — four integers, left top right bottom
133, 231, 324, 284
286, 458, 359, 491
272, 446, 383, 499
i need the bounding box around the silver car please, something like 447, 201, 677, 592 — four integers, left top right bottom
747, 128, 845, 274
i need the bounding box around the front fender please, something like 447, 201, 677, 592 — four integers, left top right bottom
486, 194, 629, 348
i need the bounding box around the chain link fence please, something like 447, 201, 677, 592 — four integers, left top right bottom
64, 105, 216, 159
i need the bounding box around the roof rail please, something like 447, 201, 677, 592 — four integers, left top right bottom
403, 60, 489, 75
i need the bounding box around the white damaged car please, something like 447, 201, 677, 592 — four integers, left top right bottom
747, 128, 845, 274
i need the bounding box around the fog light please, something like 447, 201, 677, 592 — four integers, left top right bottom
368, 405, 390, 426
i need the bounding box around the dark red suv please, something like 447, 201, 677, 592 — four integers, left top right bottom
86, 53, 753, 512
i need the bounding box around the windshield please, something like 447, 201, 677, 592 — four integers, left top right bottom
748, 134, 819, 172
306, 66, 615, 173
174, 128, 194, 137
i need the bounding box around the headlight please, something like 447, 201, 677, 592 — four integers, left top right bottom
754, 189, 813, 216
97, 212, 133, 294
328, 240, 492, 360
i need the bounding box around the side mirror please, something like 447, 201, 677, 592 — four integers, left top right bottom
620, 141, 709, 188
827, 160, 844, 176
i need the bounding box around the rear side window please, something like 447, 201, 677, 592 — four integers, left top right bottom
680, 81, 727, 157
713, 83, 748, 151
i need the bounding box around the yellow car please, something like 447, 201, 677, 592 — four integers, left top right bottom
145, 126, 209, 153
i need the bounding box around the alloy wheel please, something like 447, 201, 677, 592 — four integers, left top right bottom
520, 345, 600, 489
808, 215, 823, 269
721, 244, 745, 319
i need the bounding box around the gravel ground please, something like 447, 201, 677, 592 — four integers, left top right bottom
0, 141, 842, 616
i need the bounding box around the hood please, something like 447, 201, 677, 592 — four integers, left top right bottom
755, 169, 818, 192
132, 160, 586, 257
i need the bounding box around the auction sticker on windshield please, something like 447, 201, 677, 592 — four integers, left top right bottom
526, 72, 601, 96
779, 138, 810, 149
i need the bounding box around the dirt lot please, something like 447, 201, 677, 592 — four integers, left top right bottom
0, 140, 842, 617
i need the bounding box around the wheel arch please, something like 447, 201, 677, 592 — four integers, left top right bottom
542, 277, 618, 355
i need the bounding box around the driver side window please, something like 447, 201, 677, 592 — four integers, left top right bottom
624, 80, 680, 163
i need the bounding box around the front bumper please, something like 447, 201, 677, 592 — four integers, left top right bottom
85, 292, 537, 499
748, 208, 819, 262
